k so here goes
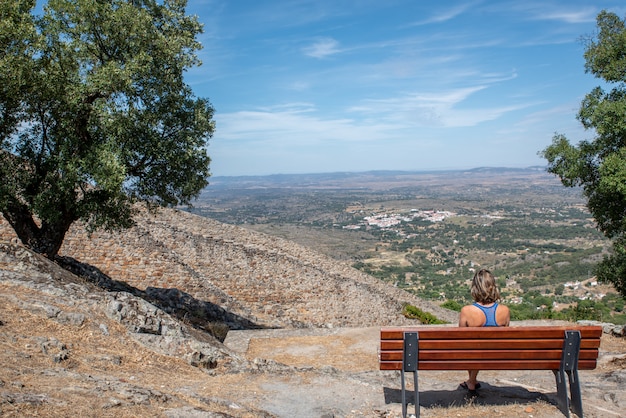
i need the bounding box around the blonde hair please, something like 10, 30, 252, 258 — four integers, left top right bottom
471, 269, 500, 304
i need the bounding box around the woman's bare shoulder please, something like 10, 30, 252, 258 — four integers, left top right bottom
496, 303, 511, 326
460, 304, 474, 313
459, 304, 485, 327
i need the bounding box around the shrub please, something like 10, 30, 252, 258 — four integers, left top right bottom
402, 303, 448, 324
441, 299, 463, 312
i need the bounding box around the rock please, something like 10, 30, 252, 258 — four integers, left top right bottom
99, 323, 110, 335
39, 337, 70, 363
578, 320, 626, 337
57, 311, 85, 326
612, 324, 626, 337
105, 292, 181, 336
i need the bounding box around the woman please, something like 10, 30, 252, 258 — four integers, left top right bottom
458, 268, 510, 393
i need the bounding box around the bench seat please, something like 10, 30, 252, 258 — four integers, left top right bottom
379, 325, 602, 418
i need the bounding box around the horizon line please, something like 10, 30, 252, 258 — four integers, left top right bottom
210, 165, 549, 179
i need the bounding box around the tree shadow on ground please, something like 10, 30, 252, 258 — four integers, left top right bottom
56, 255, 268, 341
384, 382, 556, 409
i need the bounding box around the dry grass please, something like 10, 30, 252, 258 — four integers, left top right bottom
417, 400, 564, 418
2, 282, 626, 417
0, 282, 265, 417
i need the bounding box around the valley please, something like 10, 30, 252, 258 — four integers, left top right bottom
187, 168, 624, 323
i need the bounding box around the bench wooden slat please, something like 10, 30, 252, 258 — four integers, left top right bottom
380, 338, 601, 351
379, 325, 602, 372
379, 359, 598, 371
379, 348, 599, 361
380, 326, 603, 340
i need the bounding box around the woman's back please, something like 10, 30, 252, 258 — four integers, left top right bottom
459, 302, 510, 327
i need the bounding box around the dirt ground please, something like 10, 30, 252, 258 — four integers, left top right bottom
2, 276, 626, 417
223, 325, 626, 418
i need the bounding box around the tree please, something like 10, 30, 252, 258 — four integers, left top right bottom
0, 0, 214, 259
541, 10, 626, 297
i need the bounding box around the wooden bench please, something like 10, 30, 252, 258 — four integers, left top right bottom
379, 325, 602, 418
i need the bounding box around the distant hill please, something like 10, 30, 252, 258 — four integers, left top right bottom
205, 166, 554, 191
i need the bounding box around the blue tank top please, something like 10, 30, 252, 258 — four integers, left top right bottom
473, 302, 500, 327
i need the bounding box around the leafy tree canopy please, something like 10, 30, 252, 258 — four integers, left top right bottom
541, 10, 626, 297
0, 0, 214, 258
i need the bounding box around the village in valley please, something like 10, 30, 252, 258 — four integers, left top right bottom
342, 203, 611, 308
345, 209, 456, 230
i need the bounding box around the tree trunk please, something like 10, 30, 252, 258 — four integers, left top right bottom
1, 199, 74, 259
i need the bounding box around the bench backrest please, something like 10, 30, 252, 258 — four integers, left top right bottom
379, 326, 602, 371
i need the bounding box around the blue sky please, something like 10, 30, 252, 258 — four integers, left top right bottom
184, 1, 625, 177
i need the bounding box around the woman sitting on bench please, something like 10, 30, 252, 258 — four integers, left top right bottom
458, 268, 510, 393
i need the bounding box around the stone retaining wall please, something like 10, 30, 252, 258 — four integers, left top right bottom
0, 209, 458, 328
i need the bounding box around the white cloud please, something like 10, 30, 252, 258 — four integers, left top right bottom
214, 104, 396, 145
348, 86, 530, 127
287, 81, 310, 91
515, 103, 578, 128
409, 1, 481, 26
537, 9, 598, 24
506, 3, 599, 24
303, 37, 341, 58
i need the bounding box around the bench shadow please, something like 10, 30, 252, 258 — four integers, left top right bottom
384, 382, 554, 409
56, 255, 269, 341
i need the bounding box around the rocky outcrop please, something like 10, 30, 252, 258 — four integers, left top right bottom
0, 243, 245, 372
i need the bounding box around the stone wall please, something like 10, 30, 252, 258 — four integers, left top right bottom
0, 209, 458, 328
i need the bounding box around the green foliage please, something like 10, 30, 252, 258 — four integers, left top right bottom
554, 284, 565, 295
561, 300, 612, 322
603, 292, 626, 312
596, 238, 626, 296
541, 10, 626, 298
509, 304, 546, 321
440, 299, 462, 312
401, 303, 448, 324
0, 0, 214, 258
609, 312, 626, 325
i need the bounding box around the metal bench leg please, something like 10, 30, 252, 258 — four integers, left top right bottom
553, 369, 570, 418
402, 332, 419, 418
563, 330, 583, 418
400, 368, 419, 418
401, 368, 407, 418
568, 369, 583, 418
413, 367, 419, 418
553, 330, 582, 418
